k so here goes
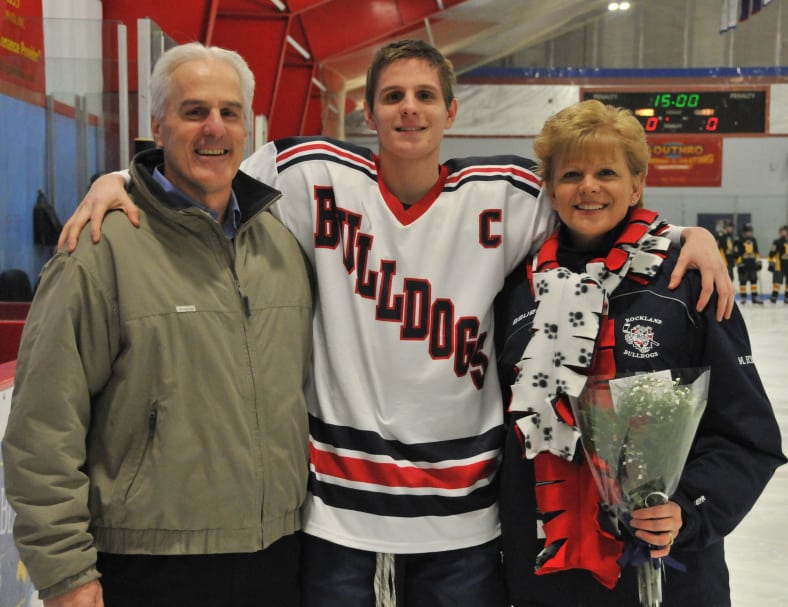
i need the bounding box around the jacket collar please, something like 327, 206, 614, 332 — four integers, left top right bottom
129, 148, 282, 225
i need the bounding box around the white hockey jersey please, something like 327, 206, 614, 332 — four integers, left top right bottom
242, 136, 555, 553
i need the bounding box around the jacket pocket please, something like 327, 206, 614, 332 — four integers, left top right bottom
121, 402, 158, 503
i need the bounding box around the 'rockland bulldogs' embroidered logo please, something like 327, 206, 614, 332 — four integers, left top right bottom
622, 316, 661, 358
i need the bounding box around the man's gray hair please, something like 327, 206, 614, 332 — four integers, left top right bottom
149, 42, 255, 122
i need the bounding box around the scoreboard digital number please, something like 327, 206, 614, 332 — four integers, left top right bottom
581, 89, 767, 134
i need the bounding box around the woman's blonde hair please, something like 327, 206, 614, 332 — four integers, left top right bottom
533, 99, 650, 206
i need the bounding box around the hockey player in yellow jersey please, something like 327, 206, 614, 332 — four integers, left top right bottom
768, 225, 788, 303
735, 223, 763, 304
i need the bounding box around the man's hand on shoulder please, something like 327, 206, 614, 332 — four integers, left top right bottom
58, 172, 139, 253
669, 225, 735, 321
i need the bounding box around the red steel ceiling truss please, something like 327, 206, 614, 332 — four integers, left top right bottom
103, 0, 469, 139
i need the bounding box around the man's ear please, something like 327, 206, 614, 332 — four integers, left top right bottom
363, 100, 377, 132
151, 118, 164, 148
445, 98, 458, 129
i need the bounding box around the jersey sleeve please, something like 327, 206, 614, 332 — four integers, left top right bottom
240, 140, 315, 256
240, 140, 279, 185
495, 158, 555, 271
526, 188, 559, 257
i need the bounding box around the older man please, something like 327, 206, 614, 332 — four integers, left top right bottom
2, 43, 312, 607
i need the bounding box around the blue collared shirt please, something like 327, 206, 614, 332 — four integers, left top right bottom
153, 166, 241, 239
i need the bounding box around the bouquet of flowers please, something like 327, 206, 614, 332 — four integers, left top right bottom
573, 368, 710, 606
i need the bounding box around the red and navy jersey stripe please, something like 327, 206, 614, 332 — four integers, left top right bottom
308, 414, 503, 518
443, 155, 542, 198
273, 136, 377, 179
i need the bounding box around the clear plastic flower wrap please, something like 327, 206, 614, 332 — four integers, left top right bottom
573, 367, 710, 607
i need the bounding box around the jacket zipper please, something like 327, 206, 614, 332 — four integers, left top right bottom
124, 403, 158, 501
239, 287, 251, 317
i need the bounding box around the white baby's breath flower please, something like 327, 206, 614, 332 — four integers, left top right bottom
573, 369, 711, 607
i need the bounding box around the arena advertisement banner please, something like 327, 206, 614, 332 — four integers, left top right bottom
646, 136, 723, 187
0, 0, 45, 94
1, 363, 40, 607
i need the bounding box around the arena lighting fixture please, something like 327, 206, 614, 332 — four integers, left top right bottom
287, 35, 311, 60
608, 2, 632, 10
424, 18, 436, 46
270, 0, 287, 10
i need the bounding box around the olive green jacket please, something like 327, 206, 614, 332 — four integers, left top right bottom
2, 149, 313, 599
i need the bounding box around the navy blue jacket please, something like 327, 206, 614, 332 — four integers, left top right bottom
495, 240, 786, 607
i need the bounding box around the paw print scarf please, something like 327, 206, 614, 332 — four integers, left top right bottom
508, 208, 671, 587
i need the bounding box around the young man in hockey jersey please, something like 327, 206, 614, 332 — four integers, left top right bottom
57, 40, 734, 606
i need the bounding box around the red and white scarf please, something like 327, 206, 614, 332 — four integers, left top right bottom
508, 208, 671, 587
